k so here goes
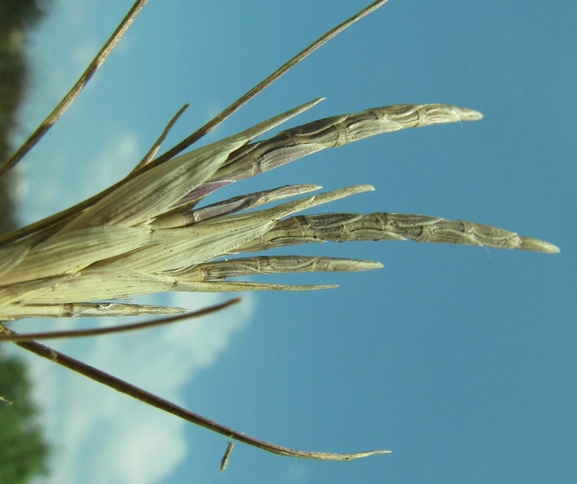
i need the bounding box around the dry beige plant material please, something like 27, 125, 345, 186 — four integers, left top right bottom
0, 0, 558, 466
0, 101, 557, 320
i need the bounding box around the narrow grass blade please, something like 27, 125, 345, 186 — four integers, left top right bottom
181, 256, 383, 281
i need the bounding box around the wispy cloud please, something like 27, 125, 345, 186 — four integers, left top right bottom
10, 3, 257, 481
19, 293, 254, 484
82, 131, 140, 196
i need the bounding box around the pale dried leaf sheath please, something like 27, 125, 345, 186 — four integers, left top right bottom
0, 299, 239, 338
0, 276, 71, 307
101, 186, 372, 273
240, 185, 374, 223
0, 186, 373, 315
99, 200, 315, 273
61, 99, 323, 231
0, 191, 380, 310
1, 226, 153, 285
212, 104, 482, 183
237, 212, 560, 253
0, 241, 32, 278
153, 184, 322, 229
181, 256, 383, 281
1, 302, 187, 321
187, 184, 322, 221
16, 270, 335, 304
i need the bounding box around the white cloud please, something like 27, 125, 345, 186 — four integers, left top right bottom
12, 4, 256, 480
18, 292, 255, 484
82, 131, 140, 195
14, 21, 252, 479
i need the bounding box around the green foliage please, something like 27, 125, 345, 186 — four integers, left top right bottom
0, 4, 52, 483
0, 0, 47, 32
0, 352, 50, 483
0, 1, 52, 236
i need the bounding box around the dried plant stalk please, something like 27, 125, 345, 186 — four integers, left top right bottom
1, 325, 391, 461
0, 298, 239, 340
0, 0, 559, 467
0, 102, 557, 320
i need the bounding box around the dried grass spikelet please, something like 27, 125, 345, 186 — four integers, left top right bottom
0, 0, 560, 465
0, 0, 558, 323
0, 101, 557, 321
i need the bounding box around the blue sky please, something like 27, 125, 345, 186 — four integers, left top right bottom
6, 0, 576, 483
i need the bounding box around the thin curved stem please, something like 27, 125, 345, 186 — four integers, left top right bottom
130, 103, 190, 174
150, 0, 391, 167
0, 0, 149, 180
0, 298, 240, 342
0, 0, 390, 247
4, 327, 391, 461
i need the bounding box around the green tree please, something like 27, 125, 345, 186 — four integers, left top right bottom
0, 353, 50, 483
1, 3, 51, 480
0, 0, 51, 235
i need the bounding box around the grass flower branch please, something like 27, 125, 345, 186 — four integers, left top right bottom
0, 0, 559, 468
2, 325, 391, 461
